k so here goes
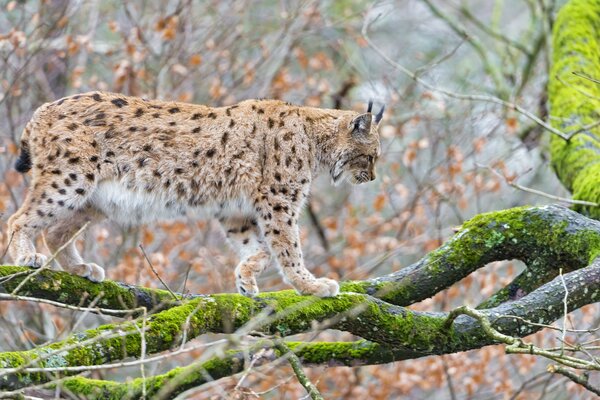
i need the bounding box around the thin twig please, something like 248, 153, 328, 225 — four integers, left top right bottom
548, 365, 600, 395
0, 291, 144, 317
274, 340, 324, 400
477, 163, 598, 207
560, 268, 568, 356
139, 244, 181, 303
573, 71, 600, 85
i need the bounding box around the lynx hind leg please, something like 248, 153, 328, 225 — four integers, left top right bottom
44, 209, 105, 282
221, 215, 271, 296
254, 192, 339, 298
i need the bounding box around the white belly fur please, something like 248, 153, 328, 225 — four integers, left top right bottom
90, 180, 254, 226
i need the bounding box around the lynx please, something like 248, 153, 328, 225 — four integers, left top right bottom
7, 92, 383, 297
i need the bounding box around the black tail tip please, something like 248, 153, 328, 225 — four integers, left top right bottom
15, 147, 32, 173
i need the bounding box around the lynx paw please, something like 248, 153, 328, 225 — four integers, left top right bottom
304, 278, 339, 298
16, 253, 48, 269
67, 263, 105, 283
236, 278, 259, 297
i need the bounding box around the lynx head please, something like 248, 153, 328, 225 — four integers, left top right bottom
331, 101, 384, 185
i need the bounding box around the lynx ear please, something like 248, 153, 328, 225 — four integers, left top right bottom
351, 113, 372, 140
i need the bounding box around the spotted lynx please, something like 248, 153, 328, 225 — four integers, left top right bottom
7, 92, 383, 297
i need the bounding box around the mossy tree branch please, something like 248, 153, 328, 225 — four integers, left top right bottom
2, 206, 600, 393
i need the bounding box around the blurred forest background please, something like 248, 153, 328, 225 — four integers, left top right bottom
1, 0, 595, 398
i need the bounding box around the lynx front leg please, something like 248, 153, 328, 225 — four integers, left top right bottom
254, 190, 339, 298
221, 215, 271, 296
44, 209, 105, 282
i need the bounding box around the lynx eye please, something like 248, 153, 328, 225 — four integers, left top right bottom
368, 155, 374, 163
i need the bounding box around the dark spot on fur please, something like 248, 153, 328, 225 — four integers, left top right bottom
58, 200, 65, 206
129, 126, 138, 132
138, 158, 147, 167
37, 210, 45, 217
47, 198, 54, 204
75, 188, 85, 195
104, 129, 116, 139
106, 151, 115, 157
274, 173, 281, 182
169, 121, 176, 126
268, 118, 274, 129
208, 112, 217, 119
175, 168, 184, 174
57, 114, 66, 120
176, 182, 186, 196
273, 204, 283, 212
67, 123, 78, 131
134, 108, 144, 117
243, 238, 249, 245
229, 119, 235, 128
51, 169, 61, 175
85, 173, 95, 181
257, 108, 264, 114
58, 189, 66, 195
153, 170, 161, 177
168, 107, 180, 114
111, 98, 128, 108
68, 157, 80, 164
90, 156, 98, 162
206, 148, 216, 157
191, 113, 202, 120
273, 229, 280, 235
92, 93, 102, 101
64, 178, 71, 186
192, 127, 201, 133
152, 113, 160, 118
143, 144, 152, 151
221, 131, 229, 146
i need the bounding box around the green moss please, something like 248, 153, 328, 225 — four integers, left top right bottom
549, 0, 600, 219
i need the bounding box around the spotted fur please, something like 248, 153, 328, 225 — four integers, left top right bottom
7, 92, 382, 297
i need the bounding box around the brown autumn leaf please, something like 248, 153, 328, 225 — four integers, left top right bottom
189, 54, 202, 67
373, 193, 386, 211
506, 116, 518, 133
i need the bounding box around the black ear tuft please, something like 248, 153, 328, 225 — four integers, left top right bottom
367, 100, 373, 113
351, 113, 372, 140
375, 105, 385, 123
